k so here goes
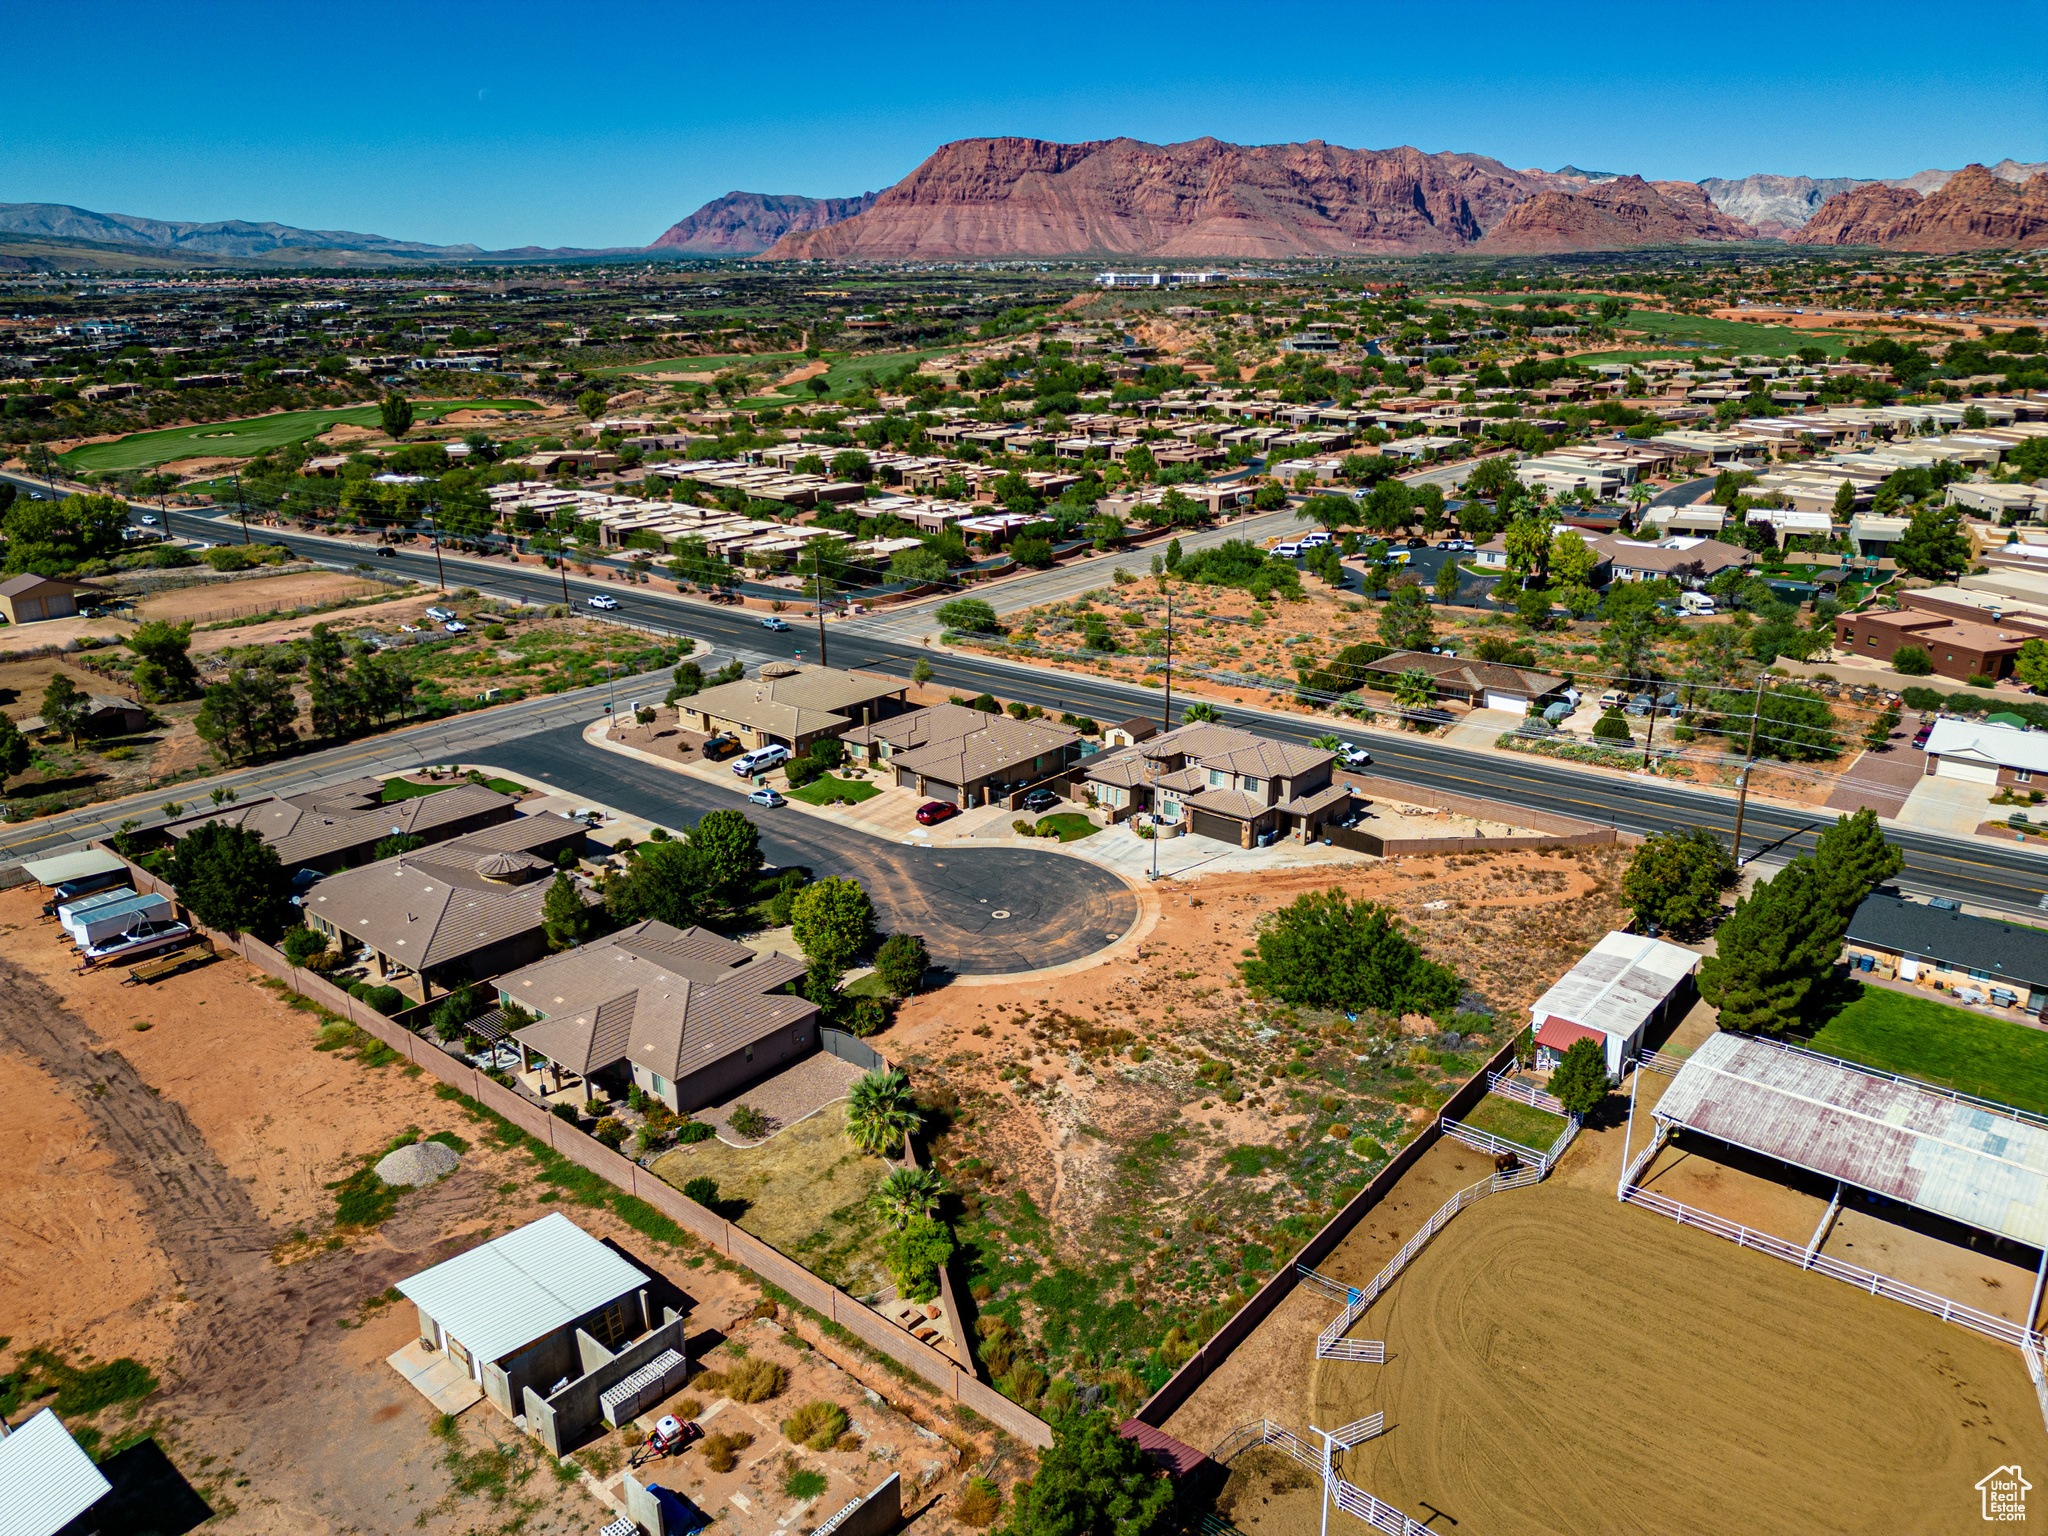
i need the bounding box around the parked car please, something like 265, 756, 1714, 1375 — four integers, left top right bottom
425, 605, 456, 622
442, 620, 468, 634
761, 616, 791, 632
587, 594, 619, 611
1021, 788, 1060, 813
1597, 689, 1626, 711
701, 734, 741, 761
915, 800, 959, 826
747, 788, 786, 808
1271, 540, 1306, 558
732, 744, 791, 776
1433, 539, 1458, 550
1912, 723, 1934, 749
1338, 744, 1372, 768
399, 623, 422, 633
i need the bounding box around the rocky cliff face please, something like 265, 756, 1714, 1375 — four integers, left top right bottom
1696, 174, 1868, 237
649, 190, 884, 254
1475, 175, 1755, 253
760, 138, 1762, 260
1791, 164, 2048, 250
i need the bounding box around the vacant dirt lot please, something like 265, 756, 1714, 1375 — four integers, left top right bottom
135, 571, 384, 622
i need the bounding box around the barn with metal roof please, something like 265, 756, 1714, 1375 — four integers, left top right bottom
1527, 931, 1699, 1079
1654, 1032, 2048, 1252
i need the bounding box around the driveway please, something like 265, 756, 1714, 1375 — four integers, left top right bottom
489, 722, 1139, 977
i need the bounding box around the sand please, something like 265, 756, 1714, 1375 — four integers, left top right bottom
134, 571, 385, 623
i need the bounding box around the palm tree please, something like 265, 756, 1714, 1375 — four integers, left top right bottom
869, 1166, 944, 1228
1627, 481, 1653, 530
1394, 668, 1436, 713
845, 1069, 921, 1157
1309, 734, 1343, 750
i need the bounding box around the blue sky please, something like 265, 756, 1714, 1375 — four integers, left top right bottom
4, 0, 2042, 250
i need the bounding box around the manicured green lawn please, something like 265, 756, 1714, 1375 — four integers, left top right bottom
1609, 309, 1850, 357
1032, 813, 1099, 843
1807, 984, 2048, 1117
593, 350, 808, 379
59, 399, 540, 472
787, 773, 880, 807
742, 345, 963, 406
1463, 1094, 1568, 1151
380, 775, 525, 802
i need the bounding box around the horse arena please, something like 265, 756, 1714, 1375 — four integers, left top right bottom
1202, 1061, 2048, 1536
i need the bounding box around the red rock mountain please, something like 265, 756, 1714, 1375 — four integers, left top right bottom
1791, 164, 2048, 250
1478, 175, 1756, 253
651, 190, 884, 255
760, 138, 1755, 260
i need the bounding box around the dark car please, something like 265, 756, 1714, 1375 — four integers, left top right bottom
701, 734, 741, 761
1912, 724, 1934, 749
1021, 788, 1060, 813
915, 800, 959, 826
374, 546, 397, 558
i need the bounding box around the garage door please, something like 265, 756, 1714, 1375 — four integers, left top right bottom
1189, 809, 1241, 845
1935, 757, 1999, 784
1482, 689, 1528, 713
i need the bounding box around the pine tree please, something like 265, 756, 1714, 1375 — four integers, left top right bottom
542, 872, 589, 951
1697, 860, 1847, 1034
1549, 1036, 1611, 1116
1812, 807, 1904, 919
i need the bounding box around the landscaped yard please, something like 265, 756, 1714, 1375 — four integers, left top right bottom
787, 774, 881, 807
1806, 984, 2048, 1116
380, 775, 526, 801
648, 1106, 897, 1298
1028, 813, 1099, 843
58, 399, 540, 471
1461, 1093, 1568, 1152
1608, 309, 1850, 357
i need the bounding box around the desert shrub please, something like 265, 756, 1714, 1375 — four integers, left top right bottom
781, 1400, 850, 1451
1891, 645, 1933, 675
722, 1356, 787, 1404
702, 1430, 754, 1473
678, 1121, 715, 1144
850, 995, 887, 1037
782, 1463, 829, 1500
1591, 710, 1632, 742
550, 1101, 580, 1123
593, 1117, 627, 1149
682, 1176, 719, 1207
729, 1103, 769, 1138
956, 1478, 1004, 1528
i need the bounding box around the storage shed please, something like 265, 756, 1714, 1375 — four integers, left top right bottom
0, 1408, 112, 1536
1528, 931, 1699, 1079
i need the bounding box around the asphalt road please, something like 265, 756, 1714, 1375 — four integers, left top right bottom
13, 472, 2048, 916
492, 725, 1137, 976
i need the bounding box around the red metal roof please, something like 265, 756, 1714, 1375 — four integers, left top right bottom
1118, 1420, 1207, 1479
1535, 1016, 1605, 1052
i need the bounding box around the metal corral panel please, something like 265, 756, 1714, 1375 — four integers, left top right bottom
1657, 1033, 2048, 1249
0, 1407, 112, 1536
1528, 931, 1697, 1039
20, 849, 126, 887
396, 1212, 650, 1366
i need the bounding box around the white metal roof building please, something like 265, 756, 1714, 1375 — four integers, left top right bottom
18, 849, 126, 888
396, 1212, 651, 1370
1529, 931, 1700, 1078
1656, 1032, 2048, 1250
0, 1408, 112, 1536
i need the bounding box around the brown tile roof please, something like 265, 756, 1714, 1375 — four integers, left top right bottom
681, 664, 906, 740
166, 780, 517, 869
1181, 786, 1273, 820
841, 702, 992, 752
1282, 782, 1353, 816
888, 715, 1079, 787
500, 921, 815, 1081
1366, 650, 1565, 698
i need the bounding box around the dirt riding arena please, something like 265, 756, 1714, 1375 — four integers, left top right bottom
1305, 1177, 2045, 1536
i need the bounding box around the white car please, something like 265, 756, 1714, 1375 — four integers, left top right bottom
747, 788, 786, 808
139, 514, 158, 526
399, 623, 422, 633
732, 744, 791, 776
587, 595, 619, 611
442, 620, 468, 634
1338, 745, 1372, 768
761, 616, 791, 632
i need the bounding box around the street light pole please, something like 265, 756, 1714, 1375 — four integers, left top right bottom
1160, 592, 1173, 732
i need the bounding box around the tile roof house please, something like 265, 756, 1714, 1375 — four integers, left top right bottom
497, 920, 816, 1113
1366, 650, 1567, 713
1081, 723, 1347, 846
165, 775, 522, 875
301, 814, 591, 1001
674, 664, 908, 753
1844, 893, 2048, 1010
843, 704, 1081, 808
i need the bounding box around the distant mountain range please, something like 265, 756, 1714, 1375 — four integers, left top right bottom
10, 147, 2046, 273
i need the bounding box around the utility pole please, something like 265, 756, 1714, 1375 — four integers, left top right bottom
1160, 593, 1173, 732
232, 473, 250, 544
426, 513, 447, 593
1640, 696, 1657, 770
812, 542, 828, 668
1728, 673, 1768, 864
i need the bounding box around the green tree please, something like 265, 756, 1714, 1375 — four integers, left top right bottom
1620, 828, 1736, 938
1, 492, 127, 574
1723, 684, 1840, 762
869, 1166, 945, 1228
1377, 584, 1435, 652
302, 623, 354, 739
792, 876, 875, 970
911, 656, 934, 688
1393, 668, 1435, 712
888, 1214, 954, 1303
379, 393, 415, 440
0, 713, 30, 792
691, 808, 762, 911
873, 932, 930, 998
1697, 860, 1847, 1035
373, 833, 425, 861
937, 598, 1002, 634
2017, 639, 2048, 693
1550, 530, 1600, 589
1463, 455, 1517, 502
1812, 807, 1903, 919
194, 662, 300, 764
1503, 515, 1553, 584
542, 872, 590, 951
829, 449, 873, 482
164, 821, 289, 938
1832, 479, 1857, 518
1239, 887, 1459, 1015
1889, 645, 1933, 676
281, 925, 330, 967
994, 1411, 1174, 1536
576, 388, 608, 422
845, 1068, 921, 1157
1592, 709, 1632, 742
1863, 706, 1901, 750
40, 673, 87, 746
1434, 556, 1461, 606
1180, 700, 1221, 723
1893, 503, 1971, 580
603, 838, 713, 930
1548, 1036, 1612, 1116
665, 660, 705, 704
125, 620, 201, 703
890, 545, 950, 584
